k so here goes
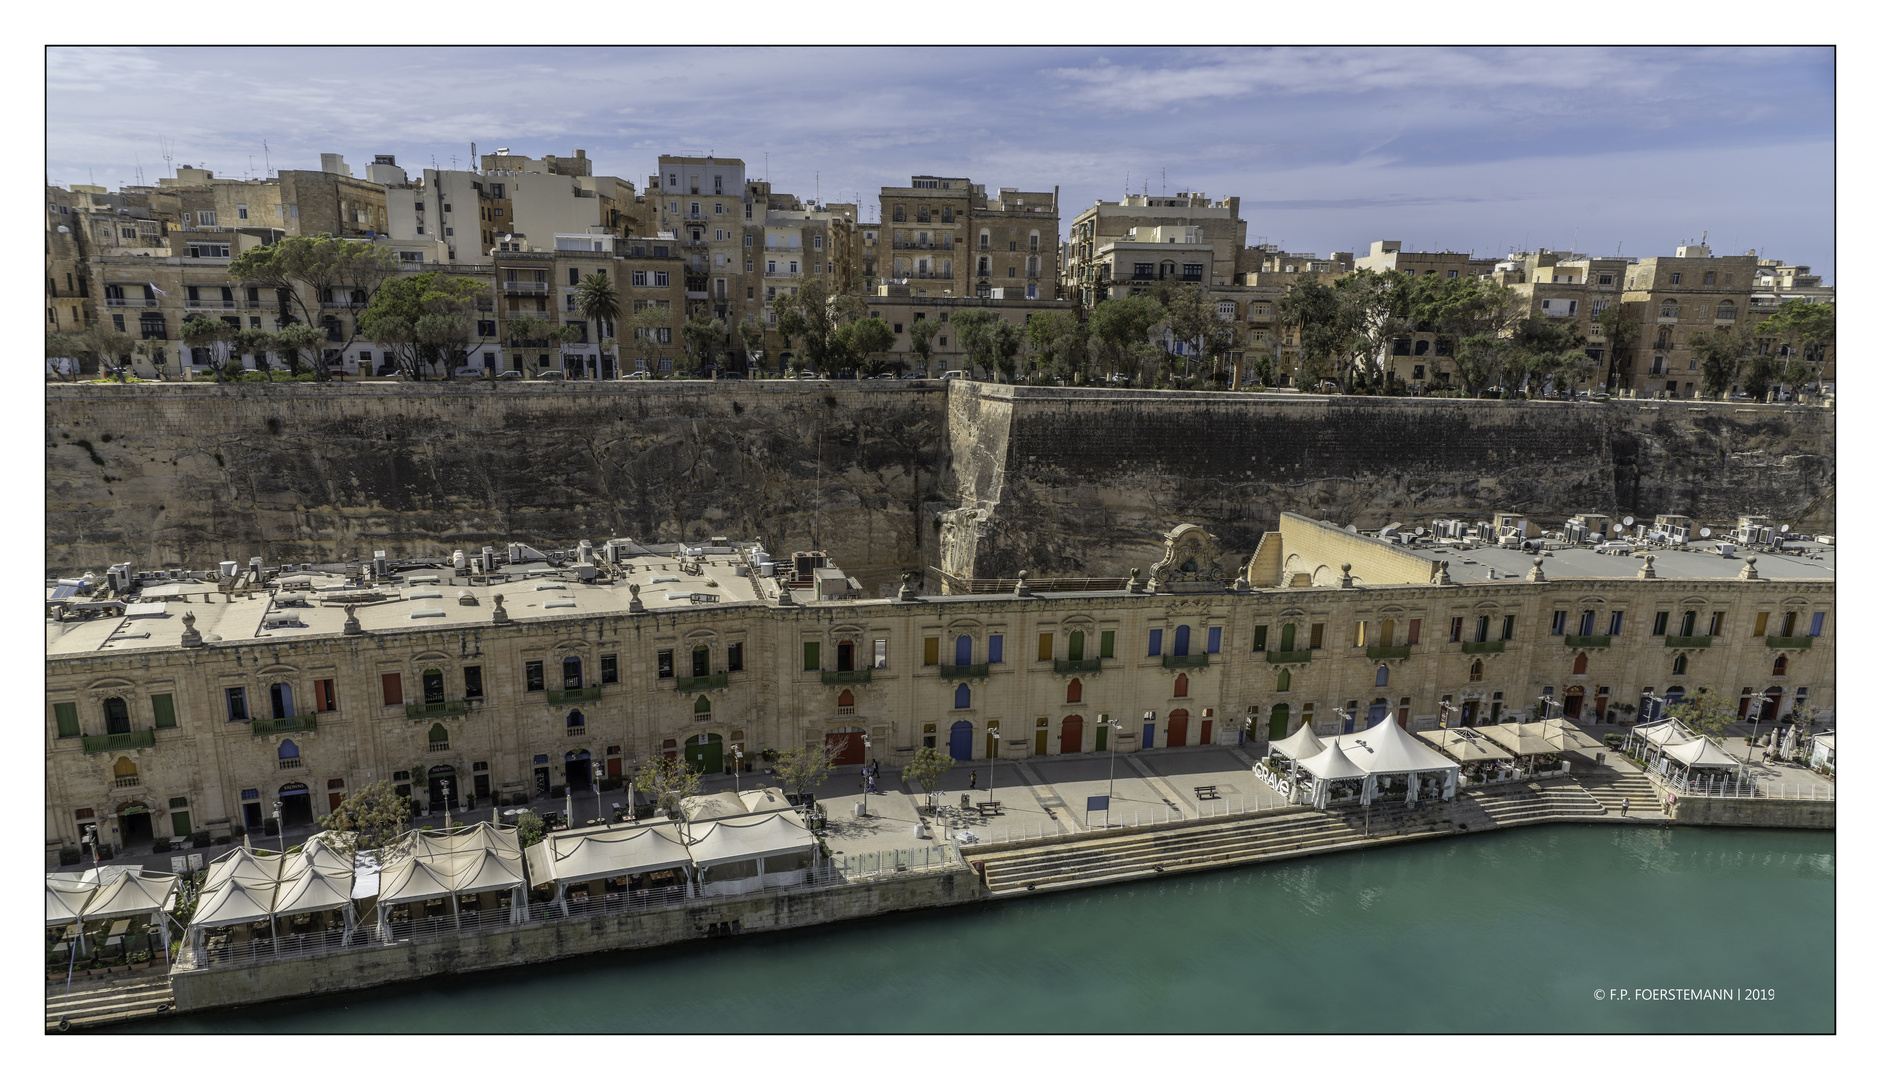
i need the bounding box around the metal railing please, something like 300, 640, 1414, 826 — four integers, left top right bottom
675, 673, 728, 693
1054, 658, 1102, 674
251, 715, 318, 737
1365, 645, 1412, 660
1461, 640, 1506, 654
891, 241, 954, 251
820, 670, 872, 686
830, 845, 957, 879
105, 298, 160, 307
1162, 654, 1210, 670
501, 281, 550, 293
1671, 775, 1834, 800
547, 686, 603, 705
185, 299, 237, 309
405, 701, 467, 720
1764, 636, 1813, 649
81, 730, 156, 755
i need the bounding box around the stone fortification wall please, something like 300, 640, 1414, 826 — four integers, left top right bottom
45, 381, 947, 589
45, 382, 1833, 587
1671, 796, 1835, 829
940, 384, 1835, 580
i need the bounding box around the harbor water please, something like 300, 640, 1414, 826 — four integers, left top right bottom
129, 824, 1833, 1033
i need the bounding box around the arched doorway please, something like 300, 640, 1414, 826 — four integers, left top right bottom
278, 781, 314, 828
686, 733, 725, 773
1760, 686, 1783, 725
823, 727, 864, 767
428, 764, 458, 810
1166, 709, 1190, 747
117, 800, 153, 845
1562, 685, 1585, 719
948, 719, 974, 761
1174, 674, 1189, 698
1060, 715, 1084, 755
1267, 703, 1290, 741
563, 749, 592, 792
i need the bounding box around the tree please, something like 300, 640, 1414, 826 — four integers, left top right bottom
621, 306, 668, 375
838, 317, 898, 376
45, 331, 83, 381
680, 316, 727, 375
1161, 284, 1236, 383
233, 327, 276, 378
227, 235, 399, 382
954, 309, 1023, 382
773, 742, 837, 804
1665, 686, 1737, 746
1276, 273, 1344, 389
358, 272, 493, 379
1087, 293, 1167, 383
1511, 315, 1590, 396
772, 279, 866, 372
1689, 324, 1754, 398
274, 322, 324, 378
1754, 300, 1834, 381
317, 780, 411, 858
180, 316, 235, 375
632, 755, 703, 818
515, 811, 546, 850
1408, 275, 1526, 391
1331, 269, 1412, 391
901, 746, 954, 807
573, 272, 621, 378
907, 316, 940, 375
73, 323, 132, 381
1024, 309, 1090, 384
1593, 301, 1639, 390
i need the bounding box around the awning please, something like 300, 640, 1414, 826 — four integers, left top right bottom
1663, 738, 1742, 769
80, 869, 179, 921
679, 791, 753, 823
1635, 720, 1698, 748
1416, 727, 1514, 762
688, 811, 815, 868
1334, 719, 1459, 774
1294, 742, 1370, 781
526, 823, 690, 888
1539, 719, 1604, 751
1270, 725, 1325, 763
46, 877, 96, 926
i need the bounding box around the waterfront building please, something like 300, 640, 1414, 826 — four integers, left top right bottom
45, 514, 1832, 861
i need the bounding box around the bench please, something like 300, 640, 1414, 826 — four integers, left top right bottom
975, 801, 1002, 816
1194, 785, 1221, 801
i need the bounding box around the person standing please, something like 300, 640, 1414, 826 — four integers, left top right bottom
969, 770, 978, 790
1621, 797, 1630, 817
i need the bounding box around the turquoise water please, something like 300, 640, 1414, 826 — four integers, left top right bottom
130, 825, 1833, 1033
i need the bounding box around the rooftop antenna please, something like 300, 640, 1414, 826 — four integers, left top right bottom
134, 153, 144, 187
1161, 167, 1166, 196
160, 135, 174, 178
263, 140, 271, 176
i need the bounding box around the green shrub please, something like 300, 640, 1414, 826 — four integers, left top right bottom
190, 831, 211, 848
58, 847, 80, 865
152, 837, 172, 853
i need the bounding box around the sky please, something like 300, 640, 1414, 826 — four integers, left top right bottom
45, 46, 1835, 280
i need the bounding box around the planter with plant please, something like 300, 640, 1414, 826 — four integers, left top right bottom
58, 847, 80, 866
191, 830, 211, 849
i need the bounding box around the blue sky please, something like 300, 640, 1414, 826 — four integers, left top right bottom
45, 46, 1834, 280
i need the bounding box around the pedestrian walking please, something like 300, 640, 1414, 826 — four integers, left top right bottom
969, 770, 977, 790
1621, 797, 1630, 817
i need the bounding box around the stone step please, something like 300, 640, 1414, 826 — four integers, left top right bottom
982, 816, 1356, 877
984, 817, 1394, 889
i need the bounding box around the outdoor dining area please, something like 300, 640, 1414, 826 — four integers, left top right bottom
523, 820, 694, 916
45, 867, 180, 976
1624, 719, 1745, 791
1255, 719, 1461, 810
374, 820, 529, 941
1423, 719, 1603, 785
188, 835, 357, 964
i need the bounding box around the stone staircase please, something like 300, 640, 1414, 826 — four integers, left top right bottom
1462, 781, 1607, 827
1572, 759, 1666, 819
45, 971, 174, 1031
974, 804, 1458, 895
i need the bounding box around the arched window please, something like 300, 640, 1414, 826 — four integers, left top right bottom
1067, 678, 1083, 704
1660, 300, 1679, 319
1173, 625, 1191, 656
278, 738, 300, 760
113, 756, 138, 786
1173, 674, 1188, 698
1672, 654, 1688, 675
563, 656, 583, 690
693, 695, 712, 721
837, 688, 855, 708
1375, 666, 1389, 687
1773, 654, 1788, 677
1469, 660, 1484, 682
1655, 326, 1673, 350
566, 709, 584, 730
103, 696, 130, 735
428, 723, 449, 749
1716, 301, 1736, 321
421, 669, 444, 705
1275, 669, 1291, 693
1573, 652, 1589, 675
954, 683, 971, 710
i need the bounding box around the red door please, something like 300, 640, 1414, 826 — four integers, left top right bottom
328, 792, 345, 812
1060, 716, 1084, 754
1199, 718, 1213, 745
825, 729, 866, 766
1166, 709, 1189, 747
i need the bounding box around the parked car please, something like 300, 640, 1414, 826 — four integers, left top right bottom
716, 370, 746, 379
899, 371, 927, 379
619, 370, 650, 379
453, 366, 489, 378
794, 370, 820, 379
942, 370, 969, 380
534, 369, 566, 380
496, 369, 524, 380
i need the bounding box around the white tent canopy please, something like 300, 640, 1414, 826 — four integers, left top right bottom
1634, 719, 1698, 748
1474, 723, 1560, 757
272, 839, 357, 920
46, 878, 95, 926
525, 823, 690, 889
1537, 718, 1604, 751
679, 791, 753, 823
1335, 718, 1461, 804
1293, 742, 1371, 810
1270, 726, 1325, 763
375, 822, 529, 935
687, 811, 816, 896
82, 869, 179, 921
1664, 738, 1742, 769
1416, 727, 1514, 763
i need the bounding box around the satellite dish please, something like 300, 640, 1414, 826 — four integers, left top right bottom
1700, 527, 1712, 538
1622, 516, 1634, 526
1346, 525, 1358, 534
1779, 524, 1789, 533
1415, 526, 1427, 536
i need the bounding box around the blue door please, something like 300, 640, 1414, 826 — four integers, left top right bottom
1141, 723, 1155, 750
1343, 711, 1357, 734
1173, 625, 1191, 656
955, 636, 972, 666
949, 720, 975, 761
1366, 702, 1390, 729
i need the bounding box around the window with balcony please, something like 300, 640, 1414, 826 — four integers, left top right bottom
226, 687, 249, 722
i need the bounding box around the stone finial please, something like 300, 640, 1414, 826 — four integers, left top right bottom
1127, 567, 1145, 594
179, 609, 203, 648
1433, 560, 1452, 586
1338, 562, 1354, 589
492, 593, 511, 623
1014, 570, 1031, 597
341, 605, 363, 636
1637, 554, 1657, 580
626, 582, 645, 613
1738, 556, 1759, 581
897, 571, 918, 602
1527, 556, 1546, 582
776, 582, 797, 606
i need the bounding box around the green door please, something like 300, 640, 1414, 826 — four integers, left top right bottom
1068, 631, 1085, 662
1268, 704, 1290, 741
1095, 722, 1108, 752
685, 733, 723, 774
1279, 623, 1296, 651
170, 810, 191, 838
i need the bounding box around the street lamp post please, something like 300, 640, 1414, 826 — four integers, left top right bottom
987, 730, 1000, 808
731, 746, 744, 793
1334, 707, 1354, 735
272, 800, 283, 848
859, 735, 872, 817
442, 779, 452, 830
1100, 717, 1121, 828
593, 761, 606, 827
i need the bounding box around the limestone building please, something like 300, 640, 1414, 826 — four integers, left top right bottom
45, 515, 1832, 859
1617, 243, 1757, 397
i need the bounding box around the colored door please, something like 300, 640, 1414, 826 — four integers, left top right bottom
1034, 729, 1048, 756
1167, 710, 1189, 748
1366, 701, 1389, 729
1173, 625, 1191, 656
1563, 688, 1584, 719
170, 810, 191, 838
955, 636, 972, 666
1141, 723, 1155, 750
1200, 718, 1213, 745
1068, 631, 1085, 661
1279, 624, 1296, 651
686, 734, 725, 773
1268, 704, 1289, 741
328, 792, 345, 813
1094, 721, 1108, 752
824, 729, 864, 767
1061, 716, 1084, 755
948, 720, 974, 761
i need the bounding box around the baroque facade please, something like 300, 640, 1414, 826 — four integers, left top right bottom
46, 515, 1833, 858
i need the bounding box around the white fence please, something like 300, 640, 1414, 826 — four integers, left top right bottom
1672, 774, 1835, 801
829, 846, 957, 879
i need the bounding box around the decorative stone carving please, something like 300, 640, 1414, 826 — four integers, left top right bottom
179, 610, 203, 648
492, 594, 511, 623
1738, 557, 1759, 581
897, 572, 919, 602
1013, 570, 1031, 597
1431, 560, 1453, 586
341, 605, 362, 636
1148, 523, 1227, 594
775, 582, 797, 606
1127, 568, 1145, 594
626, 583, 644, 614
1637, 555, 1657, 580
1527, 557, 1546, 583
1338, 562, 1354, 589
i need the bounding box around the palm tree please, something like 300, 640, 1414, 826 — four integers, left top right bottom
573, 273, 620, 379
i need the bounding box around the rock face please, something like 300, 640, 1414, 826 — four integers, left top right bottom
45, 381, 1834, 589
44, 381, 948, 592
